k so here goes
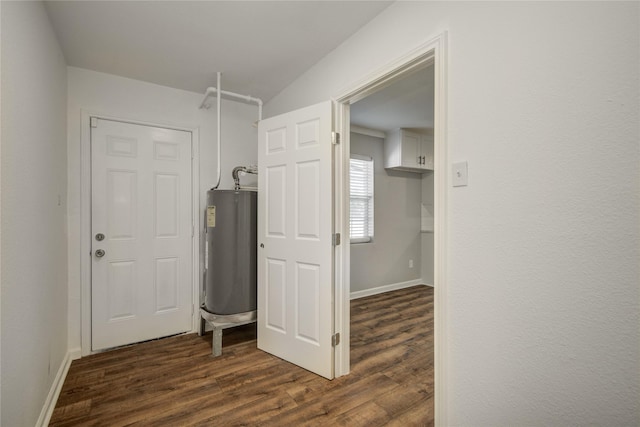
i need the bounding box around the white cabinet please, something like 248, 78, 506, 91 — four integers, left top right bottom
384, 128, 433, 173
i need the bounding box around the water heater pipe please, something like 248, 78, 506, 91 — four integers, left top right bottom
214, 72, 222, 189
200, 73, 264, 190
199, 86, 263, 120
232, 165, 258, 191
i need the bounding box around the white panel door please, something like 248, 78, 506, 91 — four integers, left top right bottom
91, 118, 192, 351
257, 101, 334, 379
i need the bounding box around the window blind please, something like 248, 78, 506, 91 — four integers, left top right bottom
350, 156, 374, 243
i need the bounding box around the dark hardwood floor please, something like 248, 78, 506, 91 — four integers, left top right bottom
50, 285, 434, 426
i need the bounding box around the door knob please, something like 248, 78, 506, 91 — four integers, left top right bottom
95, 233, 105, 241
95, 249, 105, 258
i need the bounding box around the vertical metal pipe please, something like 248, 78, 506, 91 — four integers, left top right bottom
213, 72, 222, 189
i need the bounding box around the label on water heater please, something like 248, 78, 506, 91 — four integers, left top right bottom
207, 206, 216, 227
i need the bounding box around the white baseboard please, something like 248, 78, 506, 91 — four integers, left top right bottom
69, 347, 82, 361
350, 279, 426, 300
36, 350, 74, 427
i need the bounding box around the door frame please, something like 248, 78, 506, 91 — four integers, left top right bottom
333, 32, 448, 424
80, 111, 200, 356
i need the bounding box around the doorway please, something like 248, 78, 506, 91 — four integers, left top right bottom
344, 60, 436, 421
333, 34, 448, 422
348, 65, 435, 296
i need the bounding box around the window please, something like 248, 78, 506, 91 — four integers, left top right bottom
350, 155, 374, 243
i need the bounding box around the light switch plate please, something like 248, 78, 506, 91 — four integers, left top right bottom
452, 161, 468, 187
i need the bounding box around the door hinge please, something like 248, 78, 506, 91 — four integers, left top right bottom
332, 333, 340, 347
332, 131, 340, 145
332, 233, 341, 246
90, 117, 98, 128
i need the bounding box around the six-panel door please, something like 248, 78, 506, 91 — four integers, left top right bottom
91, 118, 193, 351
257, 101, 334, 379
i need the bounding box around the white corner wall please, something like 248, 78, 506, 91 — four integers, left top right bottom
350, 132, 422, 293
66, 67, 259, 351
267, 2, 640, 425
1, 2, 69, 425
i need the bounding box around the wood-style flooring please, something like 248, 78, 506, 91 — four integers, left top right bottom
50, 285, 434, 426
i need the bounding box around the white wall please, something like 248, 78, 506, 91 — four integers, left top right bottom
350, 132, 422, 293
1, 2, 69, 425
267, 2, 640, 425
67, 67, 258, 351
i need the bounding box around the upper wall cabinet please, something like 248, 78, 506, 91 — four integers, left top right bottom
384, 128, 433, 173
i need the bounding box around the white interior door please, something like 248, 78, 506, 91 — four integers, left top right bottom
91, 118, 193, 351
257, 101, 335, 379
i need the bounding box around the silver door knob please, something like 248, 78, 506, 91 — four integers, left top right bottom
95, 249, 105, 258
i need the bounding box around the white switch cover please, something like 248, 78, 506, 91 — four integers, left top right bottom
452, 161, 468, 187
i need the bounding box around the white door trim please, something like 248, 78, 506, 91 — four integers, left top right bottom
333, 32, 449, 425
80, 111, 200, 356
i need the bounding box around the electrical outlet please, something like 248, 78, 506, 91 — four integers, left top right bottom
409, 259, 414, 268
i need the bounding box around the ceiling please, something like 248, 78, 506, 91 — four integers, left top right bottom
350, 65, 434, 133
44, 1, 393, 102
44, 1, 430, 128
